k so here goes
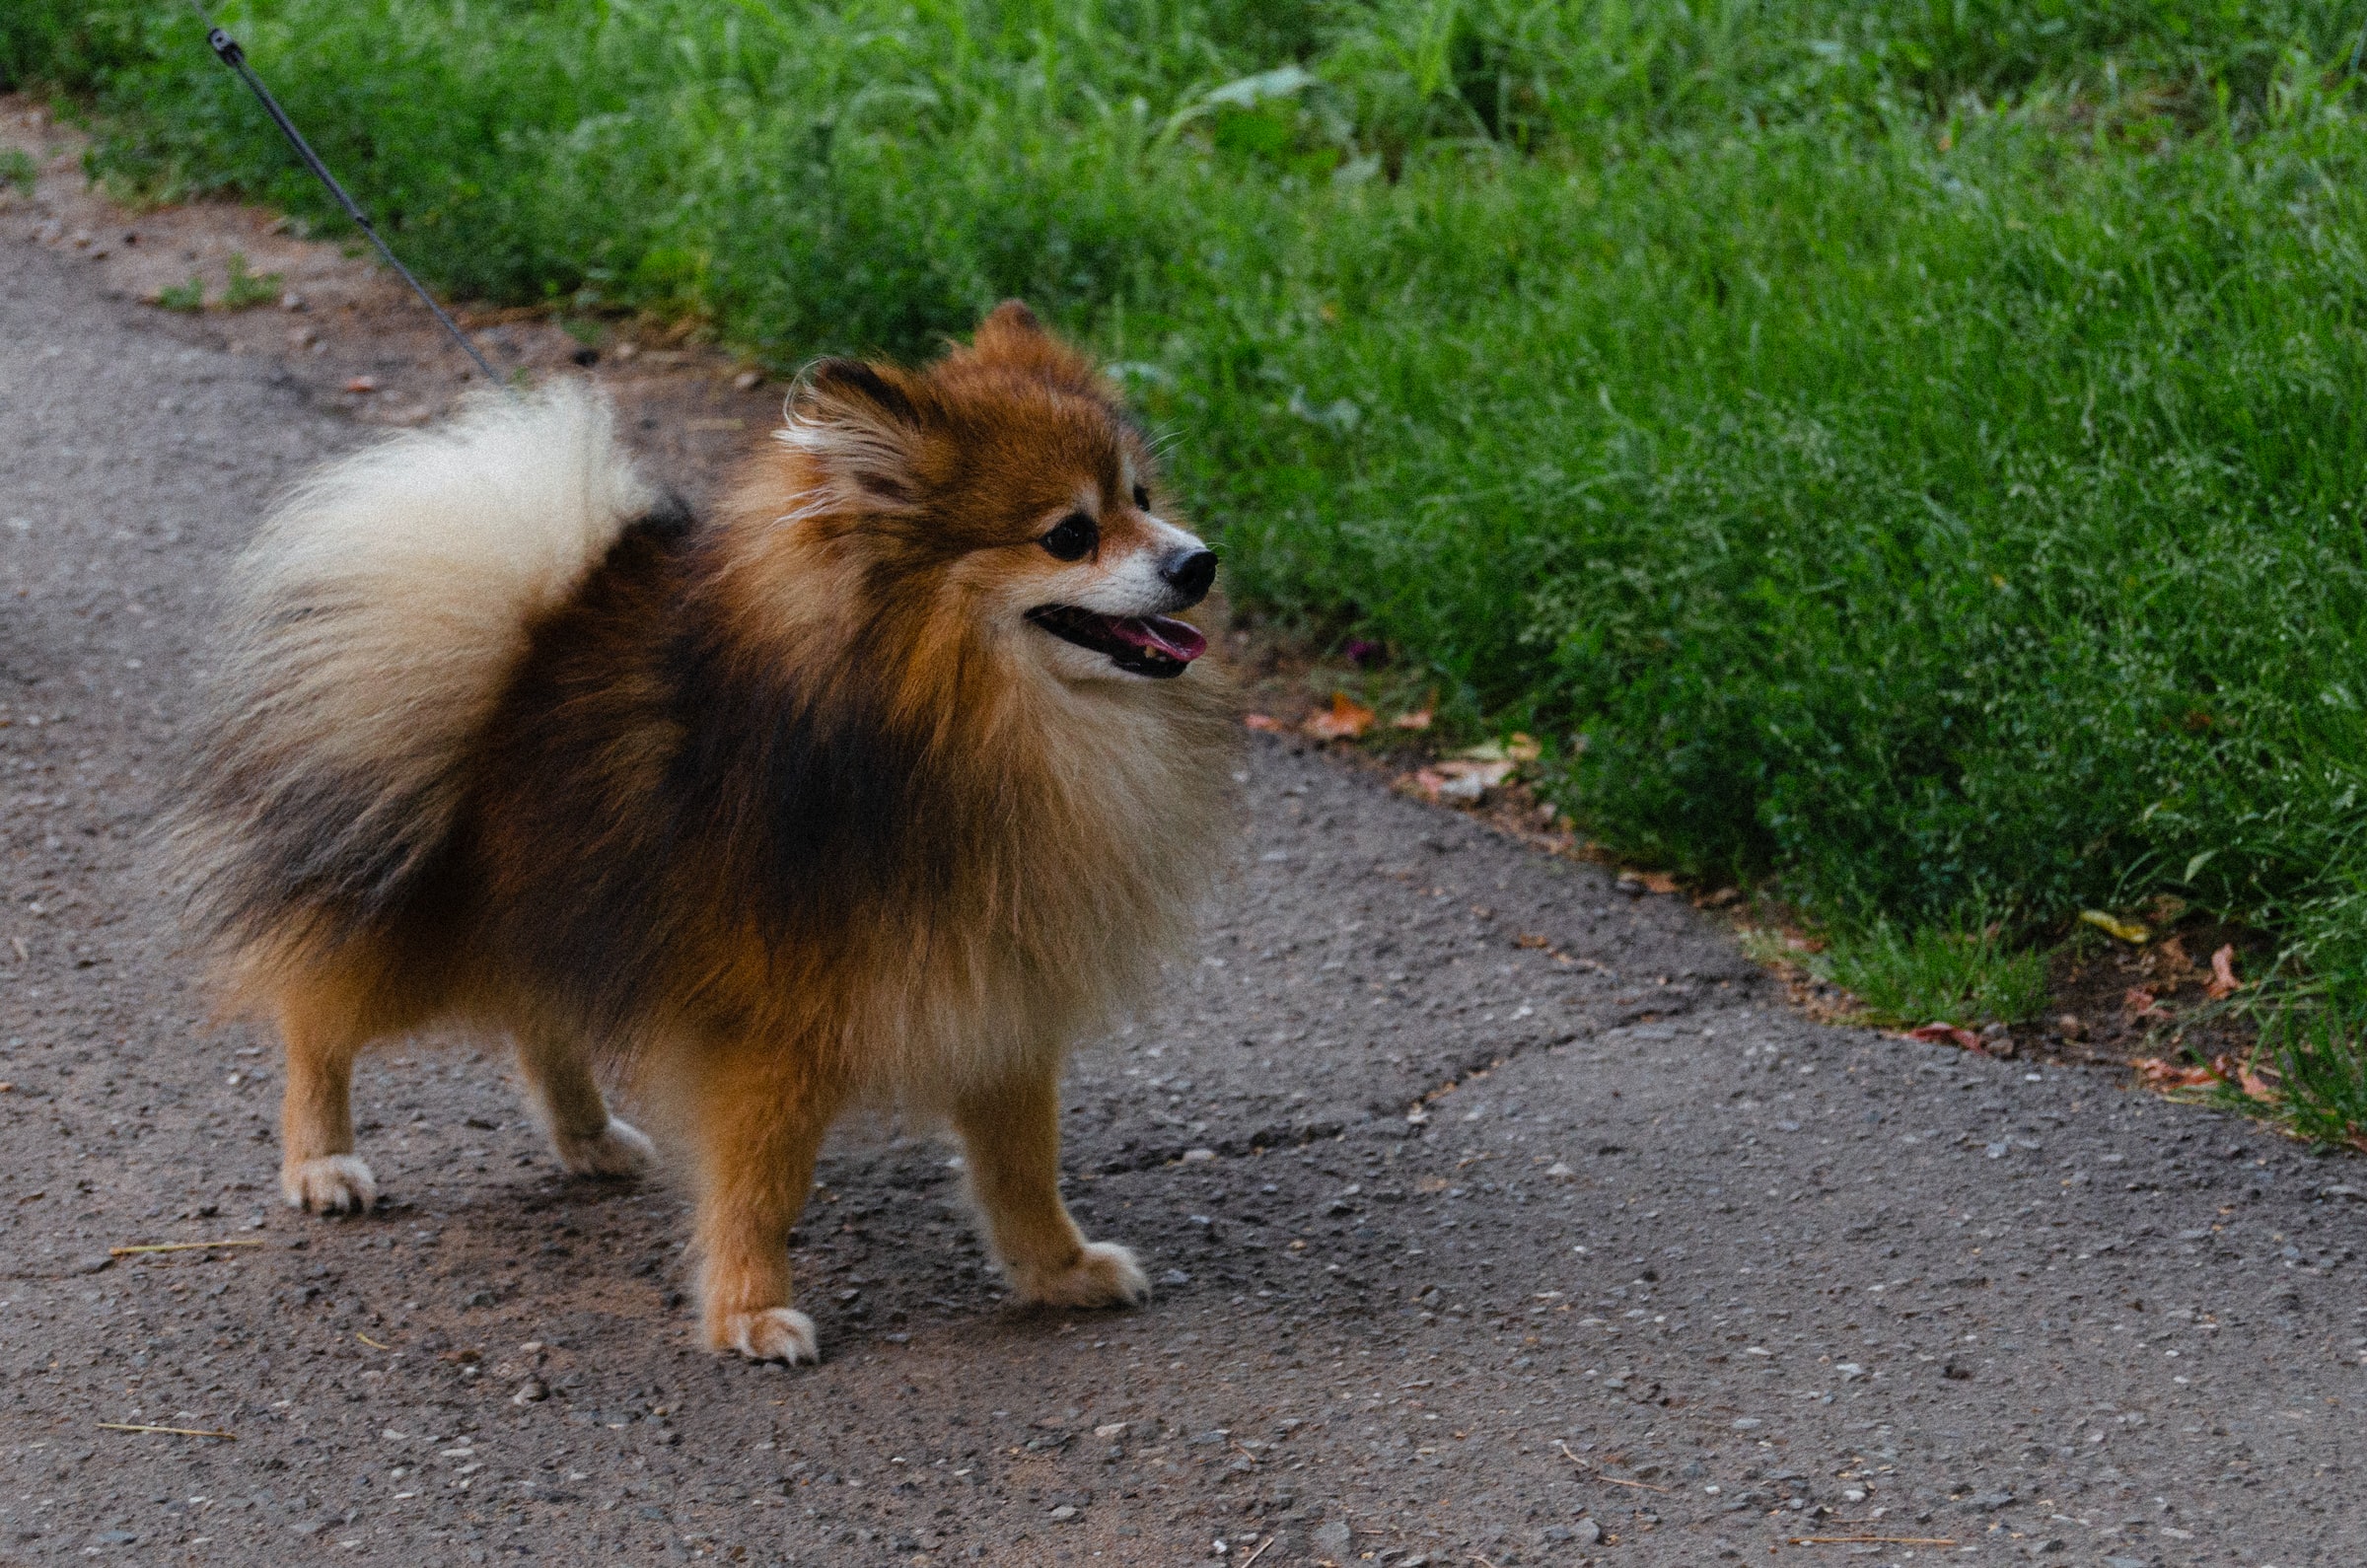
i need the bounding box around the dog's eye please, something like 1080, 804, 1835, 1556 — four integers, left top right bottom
1131, 483, 1151, 511
1040, 513, 1098, 562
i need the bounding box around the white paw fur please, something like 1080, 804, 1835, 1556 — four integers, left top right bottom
282, 1154, 377, 1214
720, 1307, 820, 1364
554, 1116, 655, 1178
1011, 1242, 1150, 1310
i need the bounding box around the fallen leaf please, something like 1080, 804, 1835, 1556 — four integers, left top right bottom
1243, 713, 1286, 733
2122, 986, 2170, 1022
1406, 767, 1451, 802
1302, 692, 1377, 742
2079, 909, 2149, 945
1514, 932, 1551, 950
2212, 1053, 2278, 1103
1504, 732, 1542, 763
1631, 870, 1680, 895
1392, 706, 1434, 731
1699, 888, 1742, 908
2206, 944, 2244, 1000
2136, 1057, 2217, 1089
2155, 935, 2194, 978
343, 375, 378, 394
1905, 1022, 1981, 1050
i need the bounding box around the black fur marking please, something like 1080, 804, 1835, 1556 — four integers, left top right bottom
629, 490, 698, 541
807, 358, 919, 428
462, 524, 979, 1037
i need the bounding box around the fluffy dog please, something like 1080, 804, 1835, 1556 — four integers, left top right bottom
171, 303, 1236, 1361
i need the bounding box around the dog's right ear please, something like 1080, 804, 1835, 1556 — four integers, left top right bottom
780, 357, 927, 510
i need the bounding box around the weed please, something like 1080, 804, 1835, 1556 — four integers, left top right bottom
1816, 922, 2052, 1031
218, 250, 282, 309
2258, 1004, 2367, 1149
0, 147, 33, 195
154, 275, 204, 312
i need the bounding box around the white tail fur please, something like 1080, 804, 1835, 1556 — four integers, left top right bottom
175, 381, 654, 959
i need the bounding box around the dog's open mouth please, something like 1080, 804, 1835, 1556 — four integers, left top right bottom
1026, 606, 1207, 677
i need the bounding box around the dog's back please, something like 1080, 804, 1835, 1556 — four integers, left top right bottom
171, 384, 657, 996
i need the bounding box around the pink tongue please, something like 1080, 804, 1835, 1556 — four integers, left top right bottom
1109, 614, 1206, 662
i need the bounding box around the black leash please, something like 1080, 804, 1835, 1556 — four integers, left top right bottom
183, 0, 499, 383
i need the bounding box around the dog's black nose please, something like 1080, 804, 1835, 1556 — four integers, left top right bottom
1162, 548, 1218, 606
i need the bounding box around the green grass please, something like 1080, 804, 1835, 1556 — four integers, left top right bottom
0, 146, 33, 194
1816, 920, 2051, 1032
10, 1, 2367, 1136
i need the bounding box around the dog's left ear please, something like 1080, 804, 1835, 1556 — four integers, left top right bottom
781, 357, 929, 511
970, 301, 1103, 395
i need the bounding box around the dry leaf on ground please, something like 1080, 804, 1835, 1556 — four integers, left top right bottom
2136, 1053, 2278, 1103
2215, 1053, 2278, 1103
1392, 706, 1434, 731
1303, 692, 1377, 742
1904, 1022, 1981, 1050
2206, 944, 2244, 1000
2122, 985, 2170, 1022
1416, 757, 1516, 804
2137, 1057, 2218, 1089
1243, 713, 1287, 733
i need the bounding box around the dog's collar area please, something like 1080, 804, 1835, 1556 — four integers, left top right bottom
1025, 605, 1206, 678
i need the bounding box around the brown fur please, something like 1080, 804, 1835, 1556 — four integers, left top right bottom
172, 303, 1238, 1359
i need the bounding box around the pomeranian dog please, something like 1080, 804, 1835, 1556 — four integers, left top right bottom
171, 303, 1236, 1362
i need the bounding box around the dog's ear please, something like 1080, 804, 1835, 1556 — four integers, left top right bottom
970, 300, 1102, 394
781, 357, 928, 510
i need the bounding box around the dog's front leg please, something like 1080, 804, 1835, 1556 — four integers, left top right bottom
953, 1068, 1149, 1310
687, 1047, 845, 1363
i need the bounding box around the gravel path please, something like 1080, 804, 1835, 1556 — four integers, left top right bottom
3, 235, 2363, 1568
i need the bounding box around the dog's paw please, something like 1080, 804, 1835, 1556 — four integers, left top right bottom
711, 1307, 820, 1365
554, 1116, 655, 1179
281, 1155, 377, 1215
1012, 1241, 1150, 1310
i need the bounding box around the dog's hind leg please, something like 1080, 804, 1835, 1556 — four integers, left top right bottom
512, 1022, 653, 1179
684, 1046, 848, 1364
275, 978, 382, 1215
953, 1067, 1149, 1311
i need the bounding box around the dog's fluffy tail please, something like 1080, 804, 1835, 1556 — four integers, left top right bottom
173, 381, 654, 977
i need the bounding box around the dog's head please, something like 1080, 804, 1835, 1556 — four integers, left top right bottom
769, 302, 1215, 684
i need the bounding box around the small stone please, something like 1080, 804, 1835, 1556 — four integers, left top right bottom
1048, 1505, 1077, 1521
279, 291, 307, 311
511, 1379, 548, 1405
733, 370, 761, 392
344, 376, 378, 394
1182, 1148, 1216, 1163
1311, 1521, 1352, 1555
72, 1253, 114, 1275
1570, 1518, 1602, 1546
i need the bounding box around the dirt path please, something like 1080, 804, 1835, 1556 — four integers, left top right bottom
5, 175, 2365, 1568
